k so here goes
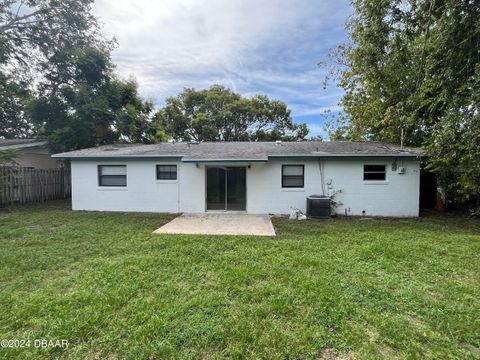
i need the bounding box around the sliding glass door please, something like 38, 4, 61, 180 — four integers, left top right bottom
226, 167, 246, 211
206, 167, 246, 211
206, 167, 227, 210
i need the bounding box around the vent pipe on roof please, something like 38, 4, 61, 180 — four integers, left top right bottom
187, 141, 199, 148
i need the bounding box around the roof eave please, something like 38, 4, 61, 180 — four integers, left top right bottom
51, 154, 183, 160
181, 159, 268, 163
52, 152, 420, 160
0, 141, 47, 150
268, 153, 419, 158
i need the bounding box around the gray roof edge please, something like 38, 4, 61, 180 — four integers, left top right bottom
51, 154, 184, 159
268, 153, 419, 158
181, 158, 268, 163
1, 141, 47, 150
54, 153, 418, 161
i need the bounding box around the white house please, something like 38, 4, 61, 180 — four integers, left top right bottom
53, 141, 421, 217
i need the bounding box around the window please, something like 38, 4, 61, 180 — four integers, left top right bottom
98, 165, 127, 186
363, 165, 386, 181
156, 165, 177, 180
282, 165, 304, 188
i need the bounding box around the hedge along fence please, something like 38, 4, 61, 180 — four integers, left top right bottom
0, 167, 71, 207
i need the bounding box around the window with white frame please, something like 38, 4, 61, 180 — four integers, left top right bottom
98, 165, 127, 186
363, 164, 386, 181
156, 165, 177, 180
282, 165, 304, 188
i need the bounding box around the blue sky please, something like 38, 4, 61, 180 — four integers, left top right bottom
93, 0, 351, 138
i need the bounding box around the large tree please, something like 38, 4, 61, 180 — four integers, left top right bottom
0, 73, 31, 138
1, 1, 161, 151
325, 0, 480, 209
26, 46, 162, 153
0, 0, 105, 137
154, 85, 308, 142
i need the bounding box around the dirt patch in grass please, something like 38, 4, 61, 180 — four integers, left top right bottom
317, 348, 356, 360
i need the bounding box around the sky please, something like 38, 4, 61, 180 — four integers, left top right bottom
93, 0, 351, 138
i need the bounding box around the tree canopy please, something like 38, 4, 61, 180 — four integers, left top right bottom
325, 0, 480, 209
0, 0, 104, 138
1, 0, 160, 150
0, 73, 31, 138
154, 85, 308, 142
0, 0, 99, 69
26, 46, 162, 153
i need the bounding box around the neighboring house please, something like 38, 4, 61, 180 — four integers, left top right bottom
52, 141, 421, 217
0, 139, 62, 169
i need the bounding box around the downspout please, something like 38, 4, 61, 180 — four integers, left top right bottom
318, 158, 326, 196
401, 127, 404, 150
177, 163, 181, 212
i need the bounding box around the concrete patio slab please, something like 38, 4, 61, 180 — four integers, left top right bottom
153, 213, 276, 236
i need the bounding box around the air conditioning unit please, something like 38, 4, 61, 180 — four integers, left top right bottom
307, 195, 331, 219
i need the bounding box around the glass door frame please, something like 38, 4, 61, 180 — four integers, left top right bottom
205, 165, 247, 212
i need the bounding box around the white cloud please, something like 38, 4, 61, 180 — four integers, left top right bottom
93, 0, 350, 121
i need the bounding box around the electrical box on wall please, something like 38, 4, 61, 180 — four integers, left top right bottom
398, 167, 406, 174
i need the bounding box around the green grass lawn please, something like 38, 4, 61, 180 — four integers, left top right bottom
0, 201, 479, 359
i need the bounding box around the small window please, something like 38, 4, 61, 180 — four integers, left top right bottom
98, 165, 127, 186
363, 165, 386, 181
156, 165, 177, 180
282, 165, 304, 188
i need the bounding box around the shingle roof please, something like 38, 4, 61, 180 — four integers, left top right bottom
0, 139, 47, 149
52, 141, 420, 161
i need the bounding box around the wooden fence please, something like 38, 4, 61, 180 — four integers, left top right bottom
0, 167, 71, 207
